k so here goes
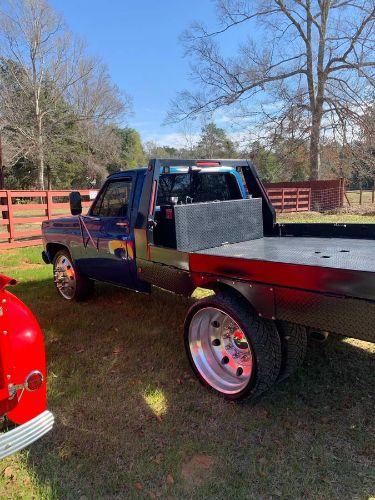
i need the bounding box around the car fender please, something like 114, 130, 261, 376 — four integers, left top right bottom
0, 277, 47, 425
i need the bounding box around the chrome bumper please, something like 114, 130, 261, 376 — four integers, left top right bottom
0, 410, 54, 459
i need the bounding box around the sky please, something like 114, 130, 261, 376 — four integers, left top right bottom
50, 0, 247, 146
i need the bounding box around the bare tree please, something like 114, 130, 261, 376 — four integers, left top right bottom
0, 0, 128, 188
168, 0, 375, 179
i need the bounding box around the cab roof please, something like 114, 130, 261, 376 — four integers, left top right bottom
107, 158, 249, 180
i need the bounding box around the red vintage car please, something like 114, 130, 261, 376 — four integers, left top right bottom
0, 275, 53, 459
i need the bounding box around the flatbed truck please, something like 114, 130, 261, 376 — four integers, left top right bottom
41, 159, 375, 401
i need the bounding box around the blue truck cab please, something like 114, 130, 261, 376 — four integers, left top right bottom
42, 162, 249, 292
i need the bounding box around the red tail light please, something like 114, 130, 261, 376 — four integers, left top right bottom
196, 161, 221, 166
25, 371, 44, 391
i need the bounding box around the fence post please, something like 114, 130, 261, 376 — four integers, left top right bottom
6, 191, 14, 243
341, 178, 345, 208
359, 188, 363, 205
46, 190, 53, 220
296, 188, 300, 211
281, 189, 285, 212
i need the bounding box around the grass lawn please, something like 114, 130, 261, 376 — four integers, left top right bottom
346, 190, 375, 206
278, 211, 375, 224
0, 247, 374, 499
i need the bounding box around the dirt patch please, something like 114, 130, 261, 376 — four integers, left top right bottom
181, 454, 215, 486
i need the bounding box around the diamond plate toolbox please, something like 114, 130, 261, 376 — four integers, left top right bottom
174, 198, 263, 252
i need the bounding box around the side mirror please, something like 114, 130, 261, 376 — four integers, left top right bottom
69, 191, 82, 216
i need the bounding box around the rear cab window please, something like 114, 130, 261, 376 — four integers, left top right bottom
156, 172, 243, 206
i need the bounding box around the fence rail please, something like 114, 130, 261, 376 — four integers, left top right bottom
0, 186, 313, 250
267, 187, 311, 213
0, 190, 96, 250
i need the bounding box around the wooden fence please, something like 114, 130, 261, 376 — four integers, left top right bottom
267, 187, 311, 213
0, 190, 96, 250
0, 186, 312, 250
266, 179, 344, 211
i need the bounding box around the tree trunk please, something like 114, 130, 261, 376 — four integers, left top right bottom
47, 165, 52, 190
309, 112, 322, 180
36, 116, 45, 190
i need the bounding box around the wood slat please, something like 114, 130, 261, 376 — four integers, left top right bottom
50, 190, 94, 197
10, 216, 46, 224
9, 191, 47, 198
12, 203, 47, 211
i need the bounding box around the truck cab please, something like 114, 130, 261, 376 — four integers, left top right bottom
42, 161, 256, 293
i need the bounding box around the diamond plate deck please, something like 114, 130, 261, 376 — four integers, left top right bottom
197, 237, 375, 273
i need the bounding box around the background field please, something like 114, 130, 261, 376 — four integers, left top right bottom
0, 247, 374, 499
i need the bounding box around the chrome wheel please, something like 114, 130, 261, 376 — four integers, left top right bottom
188, 307, 254, 395
54, 254, 76, 300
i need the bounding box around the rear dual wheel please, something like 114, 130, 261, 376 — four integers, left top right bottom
184, 293, 307, 401
277, 321, 307, 382
184, 293, 282, 401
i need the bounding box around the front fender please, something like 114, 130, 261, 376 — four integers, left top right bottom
0, 278, 47, 425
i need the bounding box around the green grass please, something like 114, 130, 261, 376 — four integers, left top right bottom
346, 190, 375, 206
0, 247, 374, 499
278, 211, 375, 224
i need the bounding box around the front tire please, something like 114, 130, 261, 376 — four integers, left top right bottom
53, 250, 94, 301
184, 292, 281, 401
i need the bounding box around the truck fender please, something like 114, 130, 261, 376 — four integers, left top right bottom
44, 242, 70, 264
193, 276, 276, 320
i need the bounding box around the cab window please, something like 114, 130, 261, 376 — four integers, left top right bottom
157, 172, 242, 205
91, 179, 132, 217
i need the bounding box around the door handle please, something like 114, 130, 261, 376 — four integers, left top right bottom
115, 222, 129, 228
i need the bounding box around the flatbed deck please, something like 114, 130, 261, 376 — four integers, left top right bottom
198, 237, 375, 274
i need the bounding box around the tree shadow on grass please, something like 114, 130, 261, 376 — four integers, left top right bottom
11, 278, 375, 499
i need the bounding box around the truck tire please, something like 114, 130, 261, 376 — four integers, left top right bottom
276, 321, 307, 382
53, 249, 94, 301
184, 292, 281, 401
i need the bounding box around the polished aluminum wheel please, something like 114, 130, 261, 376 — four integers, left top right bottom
54, 254, 76, 300
188, 307, 253, 394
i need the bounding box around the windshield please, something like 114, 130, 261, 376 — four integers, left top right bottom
156, 172, 242, 205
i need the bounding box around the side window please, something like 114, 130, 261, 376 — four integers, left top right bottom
91, 179, 132, 217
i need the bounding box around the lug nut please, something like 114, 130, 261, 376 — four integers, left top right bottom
236, 367, 243, 376
212, 339, 221, 346
211, 321, 220, 328
221, 356, 229, 365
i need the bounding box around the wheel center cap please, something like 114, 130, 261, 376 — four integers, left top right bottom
232, 330, 249, 350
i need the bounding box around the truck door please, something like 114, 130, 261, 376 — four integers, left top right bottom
82, 174, 138, 288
